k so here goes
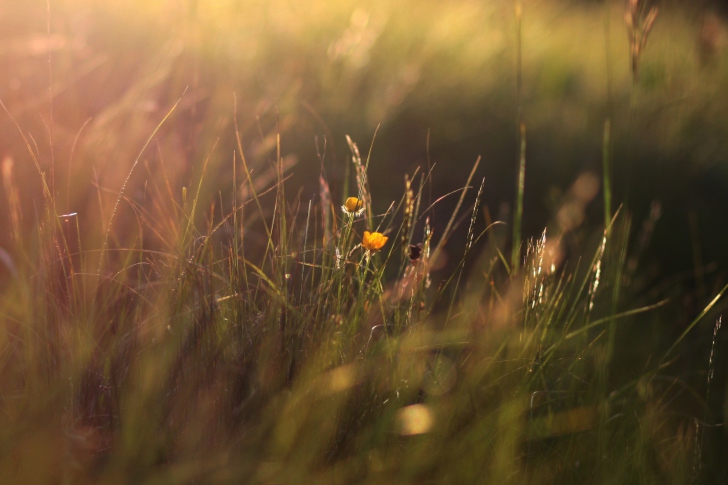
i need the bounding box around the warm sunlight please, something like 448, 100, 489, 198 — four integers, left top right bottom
2, 0, 728, 482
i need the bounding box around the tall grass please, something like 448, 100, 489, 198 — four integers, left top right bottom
0, 108, 724, 482
1, 1, 727, 483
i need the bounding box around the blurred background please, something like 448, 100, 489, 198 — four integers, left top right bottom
2, 0, 728, 476
5, 0, 728, 348
2, 0, 728, 274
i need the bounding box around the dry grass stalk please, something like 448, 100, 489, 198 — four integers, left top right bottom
625, 0, 659, 83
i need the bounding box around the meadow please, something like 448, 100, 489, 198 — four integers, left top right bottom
1, 0, 728, 483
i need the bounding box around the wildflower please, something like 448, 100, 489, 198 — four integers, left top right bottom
342, 196, 365, 216
362, 231, 388, 251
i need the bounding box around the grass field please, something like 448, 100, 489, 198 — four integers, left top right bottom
1, 0, 728, 483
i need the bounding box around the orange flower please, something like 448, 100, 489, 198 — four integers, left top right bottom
362, 231, 388, 251
342, 196, 364, 216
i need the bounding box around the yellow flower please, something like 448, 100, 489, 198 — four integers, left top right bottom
362, 231, 388, 251
342, 196, 365, 216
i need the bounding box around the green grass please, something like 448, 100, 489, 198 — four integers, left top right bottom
0, 121, 724, 483
1, 0, 728, 483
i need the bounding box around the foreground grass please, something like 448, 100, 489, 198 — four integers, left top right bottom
1, 1, 728, 483
0, 119, 725, 483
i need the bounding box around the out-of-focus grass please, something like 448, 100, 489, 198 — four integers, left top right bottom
4, 122, 719, 483
3, 0, 728, 254
1, 0, 728, 483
